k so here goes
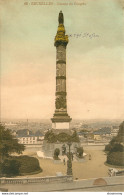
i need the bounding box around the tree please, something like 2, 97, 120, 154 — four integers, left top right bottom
1, 159, 20, 176
0, 124, 43, 177
0, 124, 25, 162
54, 148, 60, 160
110, 143, 124, 153
107, 152, 124, 166
105, 121, 124, 166
44, 131, 57, 143
105, 143, 112, 152
117, 121, 124, 142
71, 131, 80, 142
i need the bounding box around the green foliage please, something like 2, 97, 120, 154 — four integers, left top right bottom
13, 155, 42, 174
44, 130, 52, 140
110, 122, 124, 144
107, 152, 124, 166
105, 143, 124, 153
16, 155, 42, 174
54, 148, 60, 160
105, 144, 113, 152
71, 131, 80, 142
76, 147, 84, 158
44, 130, 80, 143
105, 121, 124, 166
57, 133, 70, 142
0, 124, 25, 160
110, 144, 124, 153
44, 131, 57, 143
0, 155, 42, 177
1, 159, 20, 176
0, 124, 42, 177
118, 121, 124, 138
110, 136, 122, 145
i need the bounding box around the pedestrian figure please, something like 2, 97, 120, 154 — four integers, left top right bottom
89, 154, 91, 160
63, 158, 66, 165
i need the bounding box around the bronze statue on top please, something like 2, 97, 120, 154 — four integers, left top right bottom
58, 10, 64, 24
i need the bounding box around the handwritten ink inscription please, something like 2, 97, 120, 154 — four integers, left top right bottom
68, 32, 99, 39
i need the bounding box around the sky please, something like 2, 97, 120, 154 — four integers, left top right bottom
1, 0, 124, 120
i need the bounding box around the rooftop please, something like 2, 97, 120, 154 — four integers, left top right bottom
16, 129, 44, 137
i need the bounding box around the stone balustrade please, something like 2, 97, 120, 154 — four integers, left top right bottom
0, 175, 73, 185
0, 176, 124, 192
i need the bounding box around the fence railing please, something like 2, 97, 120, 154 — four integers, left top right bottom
0, 175, 73, 185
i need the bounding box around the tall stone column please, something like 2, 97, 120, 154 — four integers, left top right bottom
51, 11, 72, 131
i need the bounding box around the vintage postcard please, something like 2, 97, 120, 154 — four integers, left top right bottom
0, 0, 124, 193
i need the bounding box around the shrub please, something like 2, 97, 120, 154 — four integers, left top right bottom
118, 121, 124, 138
105, 144, 112, 152
1, 155, 42, 176
15, 155, 42, 174
105, 121, 124, 166
44, 130, 80, 143
76, 147, 84, 158
1, 159, 20, 176
110, 136, 121, 145
54, 148, 60, 160
44, 131, 57, 143
110, 144, 124, 153
107, 152, 124, 166
71, 131, 80, 142
57, 133, 70, 142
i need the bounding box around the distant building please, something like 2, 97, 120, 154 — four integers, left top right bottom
93, 132, 102, 141
4, 122, 17, 126
35, 130, 44, 141
80, 124, 89, 129
93, 127, 111, 140
111, 125, 119, 137
77, 131, 88, 138
15, 129, 44, 145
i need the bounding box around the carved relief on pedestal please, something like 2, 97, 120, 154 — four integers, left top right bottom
55, 95, 67, 109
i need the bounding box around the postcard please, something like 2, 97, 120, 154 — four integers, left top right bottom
0, 0, 124, 193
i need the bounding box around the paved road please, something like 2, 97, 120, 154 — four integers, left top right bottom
1, 183, 124, 192
21, 145, 110, 180
64, 184, 124, 192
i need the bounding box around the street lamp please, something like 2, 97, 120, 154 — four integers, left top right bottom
67, 142, 73, 175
